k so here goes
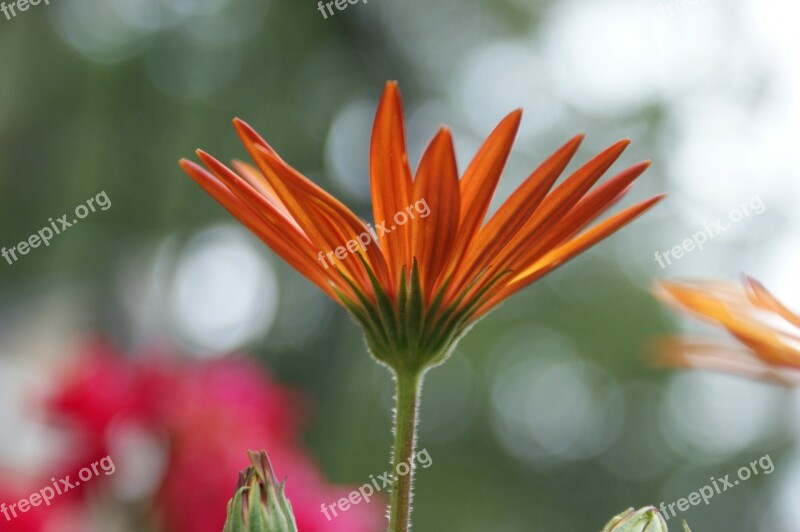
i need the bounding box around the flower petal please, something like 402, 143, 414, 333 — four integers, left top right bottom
179, 159, 340, 301
510, 160, 651, 271
452, 134, 584, 292
411, 128, 460, 299
745, 276, 800, 329
444, 109, 522, 283
655, 338, 800, 386
250, 145, 392, 295
370, 81, 414, 291
455, 139, 632, 302
478, 194, 665, 314
230, 159, 294, 222
233, 117, 392, 295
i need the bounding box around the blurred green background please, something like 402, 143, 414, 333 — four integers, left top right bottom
2, 0, 800, 530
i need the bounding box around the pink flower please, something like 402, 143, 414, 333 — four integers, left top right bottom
47, 340, 384, 531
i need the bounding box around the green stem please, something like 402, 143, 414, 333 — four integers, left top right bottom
387, 368, 422, 532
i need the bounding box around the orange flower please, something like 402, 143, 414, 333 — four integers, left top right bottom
655, 277, 800, 385
180, 82, 663, 370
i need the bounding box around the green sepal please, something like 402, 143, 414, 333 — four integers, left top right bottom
601, 507, 668, 532
331, 257, 506, 373
358, 254, 402, 361
397, 266, 409, 351
222, 450, 298, 532
405, 260, 424, 355
332, 283, 391, 356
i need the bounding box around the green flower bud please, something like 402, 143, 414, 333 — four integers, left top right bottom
223, 450, 298, 532
601, 507, 668, 532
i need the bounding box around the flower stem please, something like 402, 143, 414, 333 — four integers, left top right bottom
388, 368, 422, 532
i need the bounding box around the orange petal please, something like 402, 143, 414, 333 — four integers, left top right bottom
443, 109, 522, 286
452, 134, 584, 291
179, 159, 340, 301
197, 150, 303, 236
657, 280, 735, 321
233, 117, 279, 159
498, 139, 631, 264
657, 279, 800, 367
199, 152, 301, 235
250, 144, 391, 295
191, 153, 336, 283
456, 139, 632, 302
655, 338, 800, 386
745, 276, 800, 329
411, 128, 460, 299
728, 327, 800, 367
230, 159, 294, 222
478, 194, 665, 314
197, 148, 376, 300
511, 160, 651, 270
369, 81, 414, 292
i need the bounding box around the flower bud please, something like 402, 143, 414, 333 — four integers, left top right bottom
223, 450, 298, 532
601, 507, 668, 531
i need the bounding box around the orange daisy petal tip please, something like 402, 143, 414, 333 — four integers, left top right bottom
181, 82, 663, 371
654, 277, 800, 382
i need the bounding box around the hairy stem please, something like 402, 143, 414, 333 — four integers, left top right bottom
387, 368, 422, 532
